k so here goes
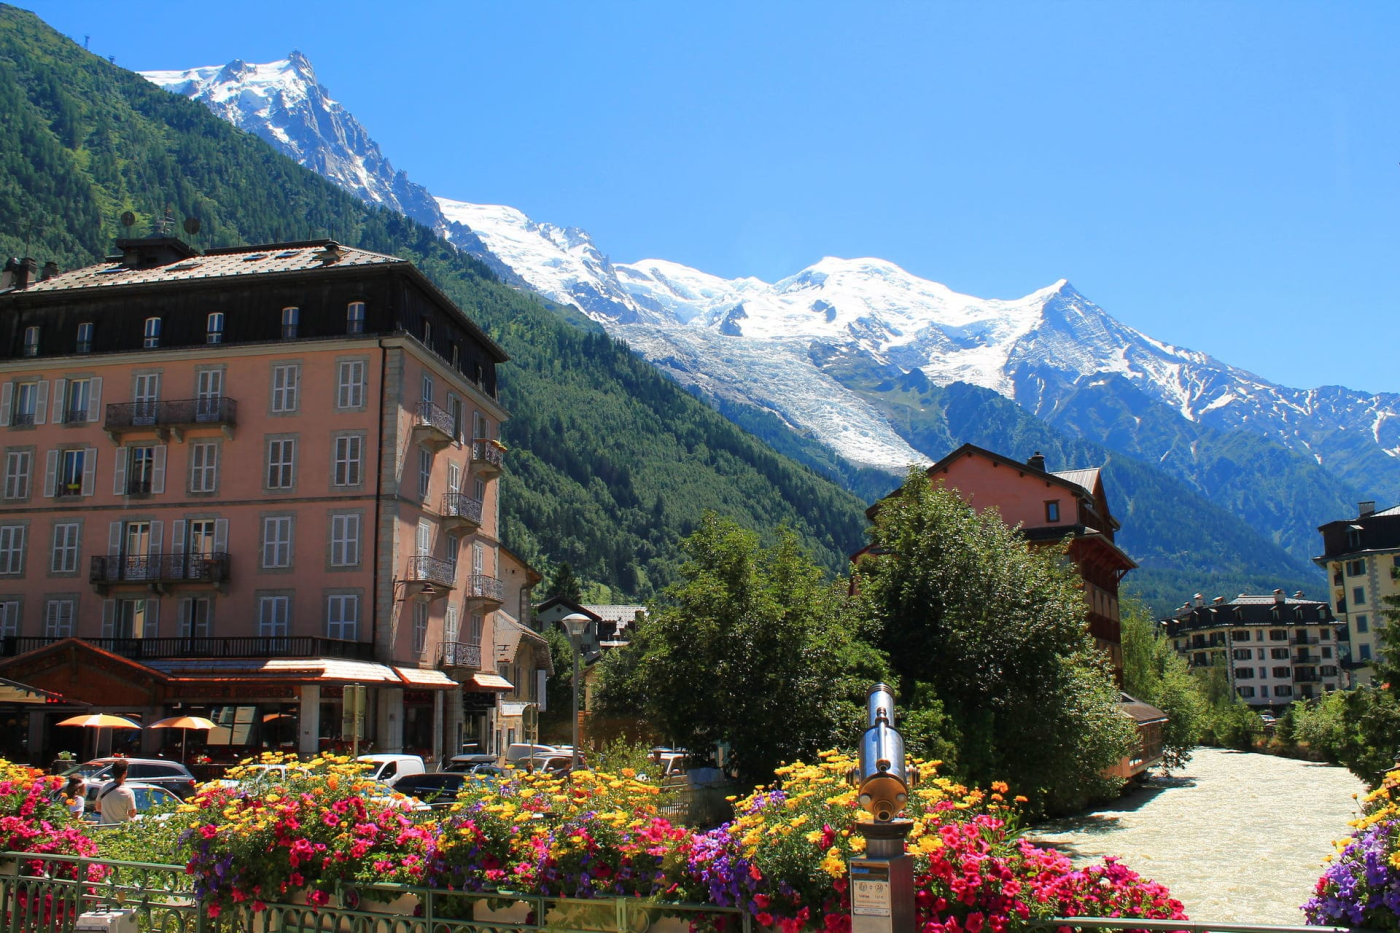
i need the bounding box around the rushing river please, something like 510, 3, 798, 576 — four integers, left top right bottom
1026, 747, 1366, 924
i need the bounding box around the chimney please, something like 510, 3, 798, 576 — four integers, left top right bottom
1360, 501, 1377, 518
1, 258, 17, 290
314, 240, 343, 264
1294, 590, 1305, 599
1213, 596, 1225, 605
1026, 451, 1046, 472
1194, 593, 1205, 608
9, 258, 37, 290
1273, 588, 1285, 604
39, 260, 58, 282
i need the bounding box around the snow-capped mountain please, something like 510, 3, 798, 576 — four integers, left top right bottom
140, 53, 1400, 562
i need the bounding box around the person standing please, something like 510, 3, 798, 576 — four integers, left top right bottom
96, 759, 136, 824
62, 774, 87, 821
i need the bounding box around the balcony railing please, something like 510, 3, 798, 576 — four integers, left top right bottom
406, 554, 456, 589
62, 407, 88, 424
412, 400, 456, 451
472, 439, 505, 477
8, 412, 34, 427
90, 552, 230, 588
441, 492, 483, 533
462, 573, 504, 604
1292, 653, 1316, 664
1291, 635, 1320, 645
0, 635, 374, 661
104, 397, 237, 440
125, 477, 152, 497
52, 482, 83, 499
438, 640, 482, 670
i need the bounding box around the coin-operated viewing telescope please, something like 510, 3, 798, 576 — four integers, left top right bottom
857, 683, 912, 822
848, 683, 916, 933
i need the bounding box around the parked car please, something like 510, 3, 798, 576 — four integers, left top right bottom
355, 754, 426, 787
440, 753, 498, 773
360, 779, 432, 812
65, 758, 199, 803
85, 781, 182, 823
394, 771, 501, 809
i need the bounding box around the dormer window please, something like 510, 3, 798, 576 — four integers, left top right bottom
281, 307, 299, 339
22, 326, 39, 358
76, 323, 93, 354
451, 344, 460, 369
1045, 500, 1061, 523
207, 313, 225, 345
143, 317, 161, 349
1347, 527, 1363, 549
423, 320, 433, 346
347, 301, 365, 335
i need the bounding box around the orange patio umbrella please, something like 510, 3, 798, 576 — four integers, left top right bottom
149, 715, 218, 764
56, 713, 142, 757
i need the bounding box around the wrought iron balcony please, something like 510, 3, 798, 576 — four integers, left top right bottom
53, 482, 83, 499
125, 478, 153, 498
406, 555, 456, 588
1291, 634, 1320, 645
471, 439, 505, 478
412, 400, 456, 452
0, 635, 373, 661
462, 573, 504, 605
441, 492, 483, 534
90, 552, 230, 594
8, 412, 35, 427
104, 397, 237, 442
438, 640, 482, 671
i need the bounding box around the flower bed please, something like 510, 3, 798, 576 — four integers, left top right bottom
160, 750, 1184, 931
1305, 766, 1400, 928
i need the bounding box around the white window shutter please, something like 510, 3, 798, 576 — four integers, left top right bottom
149, 520, 163, 557
0, 383, 12, 426
51, 379, 65, 423
87, 377, 102, 423
81, 447, 96, 496
152, 446, 166, 494
33, 381, 46, 425
537, 670, 548, 711
43, 450, 57, 498
108, 521, 122, 556
112, 447, 128, 495
171, 520, 186, 556
101, 599, 115, 637
146, 599, 160, 638
213, 519, 228, 554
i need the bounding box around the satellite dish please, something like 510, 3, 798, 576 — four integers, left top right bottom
120, 211, 135, 229
183, 217, 201, 236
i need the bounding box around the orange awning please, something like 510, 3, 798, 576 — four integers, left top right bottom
465, 672, 513, 692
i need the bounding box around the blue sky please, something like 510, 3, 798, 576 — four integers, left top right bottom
28, 1, 1400, 393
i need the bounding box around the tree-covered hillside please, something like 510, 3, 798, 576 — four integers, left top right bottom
0, 4, 869, 594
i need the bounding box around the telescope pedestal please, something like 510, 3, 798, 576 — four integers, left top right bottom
849, 819, 914, 933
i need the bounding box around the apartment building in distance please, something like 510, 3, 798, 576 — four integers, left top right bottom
1314, 501, 1400, 685
0, 235, 515, 766
1161, 590, 1342, 706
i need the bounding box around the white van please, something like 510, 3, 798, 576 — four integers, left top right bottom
355, 754, 425, 787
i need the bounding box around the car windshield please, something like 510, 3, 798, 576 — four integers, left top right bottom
63, 763, 109, 778
131, 786, 175, 811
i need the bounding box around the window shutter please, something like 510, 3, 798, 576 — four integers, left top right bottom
152, 446, 166, 494
112, 448, 128, 495
51, 379, 65, 423
213, 519, 228, 554
146, 599, 160, 638
87, 377, 102, 423
171, 520, 186, 556
101, 599, 115, 637
149, 520, 163, 557
0, 383, 11, 426
33, 381, 46, 425
537, 670, 548, 711
43, 450, 57, 498
108, 521, 122, 556
81, 447, 96, 496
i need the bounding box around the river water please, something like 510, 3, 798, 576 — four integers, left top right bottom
1026, 747, 1366, 925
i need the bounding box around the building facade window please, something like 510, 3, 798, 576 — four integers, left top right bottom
267, 438, 296, 490
329, 514, 361, 568
61, 378, 95, 424
1237, 686, 1256, 698
1347, 559, 1366, 576
44, 598, 74, 637
22, 326, 39, 358
7, 380, 43, 426
1272, 666, 1290, 678
1233, 629, 1250, 641
50, 523, 79, 574
413, 601, 428, 655
258, 595, 290, 636
418, 448, 432, 499
1357, 614, 1369, 633
1275, 685, 1293, 697
261, 516, 293, 569
0, 600, 17, 637
1361, 644, 1373, 661
347, 302, 365, 335
108, 598, 157, 638
1354, 586, 1367, 606
271, 364, 299, 414
207, 313, 225, 344
333, 435, 363, 487
0, 525, 26, 575
190, 441, 219, 493
281, 307, 299, 339
1044, 500, 1060, 523
179, 596, 213, 637
1234, 667, 1254, 679
4, 450, 31, 500
76, 323, 93, 354
337, 360, 366, 409
143, 317, 161, 349
327, 594, 359, 641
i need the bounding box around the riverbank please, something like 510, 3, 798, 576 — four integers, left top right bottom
1026, 747, 1364, 924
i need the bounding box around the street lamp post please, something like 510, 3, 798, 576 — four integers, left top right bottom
561, 613, 591, 772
